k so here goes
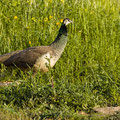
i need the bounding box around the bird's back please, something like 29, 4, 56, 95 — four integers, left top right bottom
3, 46, 53, 70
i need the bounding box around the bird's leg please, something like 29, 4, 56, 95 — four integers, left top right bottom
50, 76, 54, 88
49, 76, 56, 96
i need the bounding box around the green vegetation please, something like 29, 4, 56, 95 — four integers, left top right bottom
0, 0, 120, 119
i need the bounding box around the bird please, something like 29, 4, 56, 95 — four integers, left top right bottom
0, 18, 72, 72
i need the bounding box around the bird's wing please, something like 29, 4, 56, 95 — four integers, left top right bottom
0, 50, 22, 64
3, 46, 52, 68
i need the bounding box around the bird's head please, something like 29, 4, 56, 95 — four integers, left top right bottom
63, 18, 72, 26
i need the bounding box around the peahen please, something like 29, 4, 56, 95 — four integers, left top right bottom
0, 18, 72, 72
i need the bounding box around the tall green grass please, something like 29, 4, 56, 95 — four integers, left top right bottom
0, 0, 120, 119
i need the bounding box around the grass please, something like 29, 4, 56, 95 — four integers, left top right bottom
0, 0, 120, 119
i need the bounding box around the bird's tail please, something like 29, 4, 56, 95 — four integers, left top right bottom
0, 50, 21, 64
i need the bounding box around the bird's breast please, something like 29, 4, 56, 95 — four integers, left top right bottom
34, 52, 50, 72
33, 52, 60, 72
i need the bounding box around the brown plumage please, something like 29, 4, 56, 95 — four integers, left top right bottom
0, 50, 22, 63
0, 18, 72, 72
3, 46, 54, 72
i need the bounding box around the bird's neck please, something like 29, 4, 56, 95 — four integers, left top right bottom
50, 24, 68, 55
